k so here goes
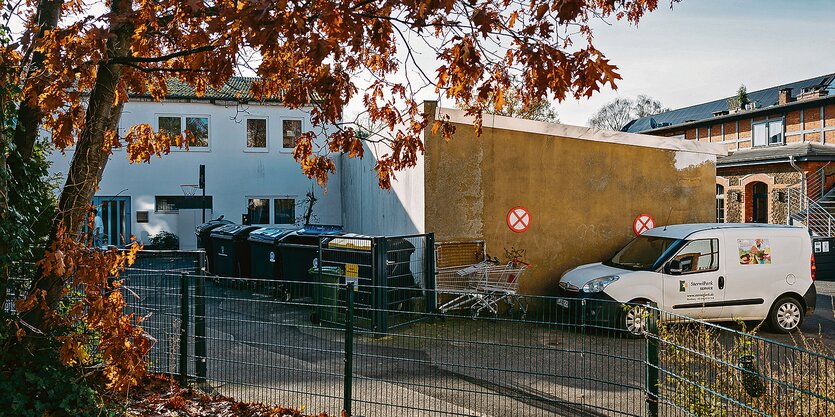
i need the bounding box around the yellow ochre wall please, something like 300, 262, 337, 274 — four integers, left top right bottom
424, 104, 718, 296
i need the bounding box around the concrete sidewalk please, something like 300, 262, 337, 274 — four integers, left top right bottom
817, 280, 835, 296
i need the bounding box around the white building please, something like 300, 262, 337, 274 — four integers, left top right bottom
48, 78, 342, 249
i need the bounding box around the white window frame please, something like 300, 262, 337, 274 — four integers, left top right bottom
280, 118, 305, 153
751, 117, 784, 147
245, 195, 298, 225
155, 114, 211, 151
244, 116, 269, 153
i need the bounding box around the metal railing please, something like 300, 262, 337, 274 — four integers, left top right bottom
787, 162, 835, 236
787, 185, 835, 236
6, 251, 834, 416
116, 266, 834, 416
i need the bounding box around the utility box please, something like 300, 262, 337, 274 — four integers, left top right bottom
209, 224, 259, 277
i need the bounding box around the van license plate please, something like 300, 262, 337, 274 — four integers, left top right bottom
556, 299, 570, 308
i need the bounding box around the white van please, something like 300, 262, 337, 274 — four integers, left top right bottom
558, 223, 817, 335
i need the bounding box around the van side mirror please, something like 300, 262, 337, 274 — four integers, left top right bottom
665, 259, 683, 275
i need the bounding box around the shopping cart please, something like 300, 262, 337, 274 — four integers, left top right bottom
436, 259, 530, 318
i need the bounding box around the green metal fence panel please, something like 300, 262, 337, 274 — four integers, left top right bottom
7, 249, 832, 416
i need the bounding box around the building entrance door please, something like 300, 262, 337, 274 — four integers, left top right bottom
92, 196, 131, 246
752, 183, 768, 223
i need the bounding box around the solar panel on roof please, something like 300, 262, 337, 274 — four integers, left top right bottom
623, 73, 835, 133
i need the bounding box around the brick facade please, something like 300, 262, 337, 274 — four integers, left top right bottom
650, 98, 835, 225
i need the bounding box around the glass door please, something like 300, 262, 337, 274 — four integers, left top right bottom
92, 196, 131, 246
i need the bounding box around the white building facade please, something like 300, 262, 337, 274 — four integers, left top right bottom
48, 78, 342, 248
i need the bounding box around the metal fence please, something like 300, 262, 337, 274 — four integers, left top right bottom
117, 256, 835, 417
5, 249, 835, 416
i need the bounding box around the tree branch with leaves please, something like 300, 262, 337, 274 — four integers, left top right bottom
1, 0, 672, 395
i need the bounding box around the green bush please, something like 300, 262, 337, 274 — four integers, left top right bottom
0, 320, 107, 417
148, 230, 179, 250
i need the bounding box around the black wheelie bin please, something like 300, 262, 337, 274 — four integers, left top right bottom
278, 225, 343, 299
209, 224, 260, 278
195, 218, 233, 273
248, 226, 298, 298
322, 235, 419, 311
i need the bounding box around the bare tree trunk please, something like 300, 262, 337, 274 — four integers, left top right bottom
23, 0, 132, 330
11, 0, 63, 164
0, 132, 8, 303
1, 0, 62, 305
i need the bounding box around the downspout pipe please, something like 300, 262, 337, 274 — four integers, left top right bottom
789, 156, 807, 227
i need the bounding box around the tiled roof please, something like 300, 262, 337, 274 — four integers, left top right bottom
624, 73, 835, 133
718, 142, 835, 166
130, 77, 298, 102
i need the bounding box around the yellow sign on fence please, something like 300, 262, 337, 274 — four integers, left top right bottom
346, 263, 359, 278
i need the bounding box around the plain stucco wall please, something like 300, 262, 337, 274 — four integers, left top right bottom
340, 140, 425, 236
424, 103, 719, 295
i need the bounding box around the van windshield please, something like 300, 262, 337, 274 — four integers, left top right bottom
605, 236, 681, 271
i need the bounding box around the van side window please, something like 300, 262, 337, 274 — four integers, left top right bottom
671, 239, 719, 274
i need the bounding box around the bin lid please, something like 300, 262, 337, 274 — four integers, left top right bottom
210, 224, 260, 239
297, 224, 343, 236
195, 219, 233, 234
326, 234, 373, 251
248, 226, 298, 244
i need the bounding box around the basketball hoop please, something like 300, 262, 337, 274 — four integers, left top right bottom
180, 184, 199, 198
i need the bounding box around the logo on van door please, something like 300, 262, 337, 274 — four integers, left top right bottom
679, 280, 687, 292
738, 239, 771, 265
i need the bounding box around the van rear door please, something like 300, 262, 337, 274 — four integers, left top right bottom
662, 237, 726, 320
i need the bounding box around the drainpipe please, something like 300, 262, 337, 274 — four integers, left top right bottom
789, 156, 807, 227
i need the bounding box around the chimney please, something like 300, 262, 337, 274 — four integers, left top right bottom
778, 88, 792, 105
798, 86, 828, 101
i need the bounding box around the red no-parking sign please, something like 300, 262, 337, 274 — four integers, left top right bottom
633, 214, 655, 236
507, 206, 531, 233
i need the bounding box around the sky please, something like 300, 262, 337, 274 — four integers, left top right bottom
344, 0, 835, 127
549, 0, 835, 126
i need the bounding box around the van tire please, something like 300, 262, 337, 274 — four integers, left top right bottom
620, 300, 654, 338
768, 296, 804, 334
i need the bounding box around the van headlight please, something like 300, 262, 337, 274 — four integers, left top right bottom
582, 275, 620, 293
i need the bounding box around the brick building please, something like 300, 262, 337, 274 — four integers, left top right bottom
623, 73, 835, 234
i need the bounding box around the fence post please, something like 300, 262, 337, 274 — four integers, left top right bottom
343, 281, 355, 416
179, 272, 190, 385
425, 233, 437, 313
645, 304, 659, 417
195, 252, 207, 383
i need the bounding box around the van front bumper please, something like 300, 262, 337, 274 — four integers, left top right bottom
555, 290, 624, 328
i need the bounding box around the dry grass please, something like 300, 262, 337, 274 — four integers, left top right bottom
656, 310, 835, 417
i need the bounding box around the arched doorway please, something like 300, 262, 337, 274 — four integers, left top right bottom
751, 182, 768, 223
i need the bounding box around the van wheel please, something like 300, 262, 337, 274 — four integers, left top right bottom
768, 296, 804, 333
621, 302, 653, 337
